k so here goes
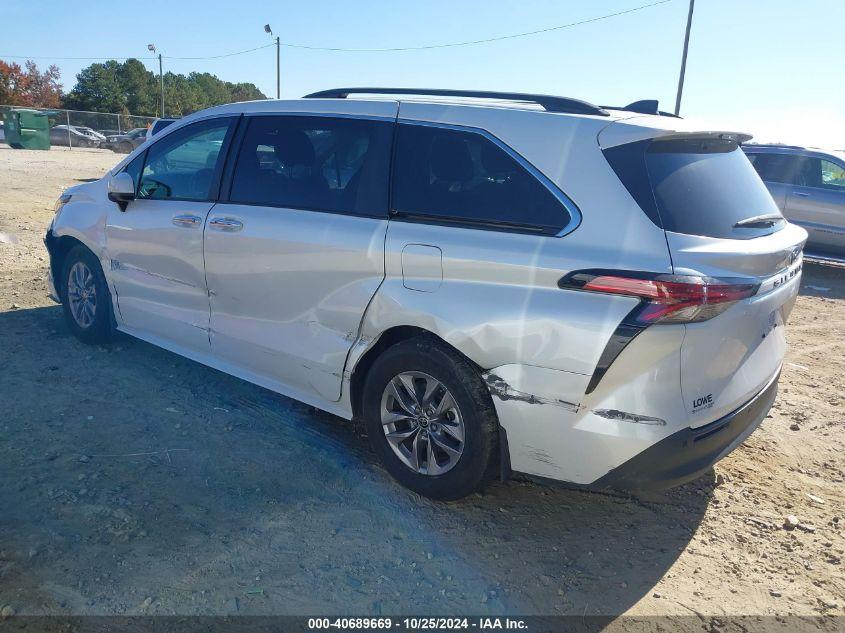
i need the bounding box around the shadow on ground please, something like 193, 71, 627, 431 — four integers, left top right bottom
0, 305, 711, 616
799, 261, 845, 300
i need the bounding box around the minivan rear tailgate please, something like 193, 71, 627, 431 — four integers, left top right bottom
668, 225, 806, 427
600, 129, 810, 428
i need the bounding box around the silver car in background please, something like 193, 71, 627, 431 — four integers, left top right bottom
744, 144, 845, 259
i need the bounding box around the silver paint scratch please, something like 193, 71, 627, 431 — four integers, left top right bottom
524, 445, 561, 469
592, 409, 667, 426
482, 373, 580, 413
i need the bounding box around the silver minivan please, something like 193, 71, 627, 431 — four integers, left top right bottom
744, 144, 845, 259
45, 89, 806, 500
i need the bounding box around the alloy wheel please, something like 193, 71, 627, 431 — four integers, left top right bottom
66, 261, 97, 328
380, 371, 465, 476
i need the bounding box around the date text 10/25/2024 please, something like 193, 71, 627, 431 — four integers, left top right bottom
307, 617, 529, 630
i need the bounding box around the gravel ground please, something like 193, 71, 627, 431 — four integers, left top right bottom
0, 145, 842, 625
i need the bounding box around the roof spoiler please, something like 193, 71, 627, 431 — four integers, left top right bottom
303, 87, 610, 117
601, 99, 680, 118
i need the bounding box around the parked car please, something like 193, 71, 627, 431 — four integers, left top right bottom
743, 144, 845, 259
45, 88, 807, 500
146, 118, 177, 140
106, 128, 148, 153
74, 126, 108, 147
50, 125, 101, 148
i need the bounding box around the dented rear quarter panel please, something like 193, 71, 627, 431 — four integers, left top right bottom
355, 101, 674, 375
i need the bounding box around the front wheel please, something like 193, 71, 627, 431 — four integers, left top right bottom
61, 245, 114, 344
362, 337, 499, 500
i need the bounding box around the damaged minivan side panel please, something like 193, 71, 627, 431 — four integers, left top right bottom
340, 103, 678, 483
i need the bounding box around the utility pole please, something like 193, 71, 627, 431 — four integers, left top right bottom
674, 0, 695, 116
265, 25, 280, 99
148, 44, 165, 117
158, 53, 165, 117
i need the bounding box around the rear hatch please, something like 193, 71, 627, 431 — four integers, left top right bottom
602, 129, 807, 427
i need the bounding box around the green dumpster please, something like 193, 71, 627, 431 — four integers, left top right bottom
3, 109, 50, 150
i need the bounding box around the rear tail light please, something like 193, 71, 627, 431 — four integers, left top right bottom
560, 271, 759, 324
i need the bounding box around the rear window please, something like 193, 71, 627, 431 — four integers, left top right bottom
605, 137, 784, 240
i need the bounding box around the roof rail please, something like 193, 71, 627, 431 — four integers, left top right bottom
303, 87, 610, 117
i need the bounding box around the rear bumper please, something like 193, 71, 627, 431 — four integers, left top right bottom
593, 369, 780, 491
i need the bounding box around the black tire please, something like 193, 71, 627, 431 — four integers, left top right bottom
60, 244, 114, 344
362, 336, 499, 500
119, 141, 133, 154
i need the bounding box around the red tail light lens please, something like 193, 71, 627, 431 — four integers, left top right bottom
573, 274, 758, 324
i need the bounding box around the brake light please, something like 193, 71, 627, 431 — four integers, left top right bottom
562, 272, 759, 324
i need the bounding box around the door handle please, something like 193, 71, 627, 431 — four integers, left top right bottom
792, 191, 810, 197
172, 214, 202, 228
209, 217, 244, 232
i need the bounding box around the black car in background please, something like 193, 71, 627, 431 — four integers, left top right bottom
106, 128, 149, 153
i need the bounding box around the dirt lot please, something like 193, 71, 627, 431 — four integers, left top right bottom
0, 145, 843, 625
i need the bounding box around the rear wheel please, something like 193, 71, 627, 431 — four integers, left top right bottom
362, 337, 498, 500
119, 141, 133, 154
61, 245, 114, 344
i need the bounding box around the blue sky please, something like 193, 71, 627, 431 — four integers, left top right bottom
4, 0, 844, 147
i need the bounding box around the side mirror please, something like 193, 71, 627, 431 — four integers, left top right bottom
107, 172, 135, 211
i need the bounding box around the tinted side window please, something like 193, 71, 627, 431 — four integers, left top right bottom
750, 153, 810, 186
229, 115, 392, 217
392, 124, 570, 234
821, 159, 845, 190
138, 118, 231, 201
748, 153, 779, 180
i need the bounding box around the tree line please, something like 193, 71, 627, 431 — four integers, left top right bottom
0, 60, 63, 108
0, 58, 265, 117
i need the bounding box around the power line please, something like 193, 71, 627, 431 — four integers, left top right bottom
165, 43, 275, 60
5, 1, 670, 60
0, 43, 276, 62
0, 55, 156, 61
280, 0, 672, 51
1, 0, 672, 62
